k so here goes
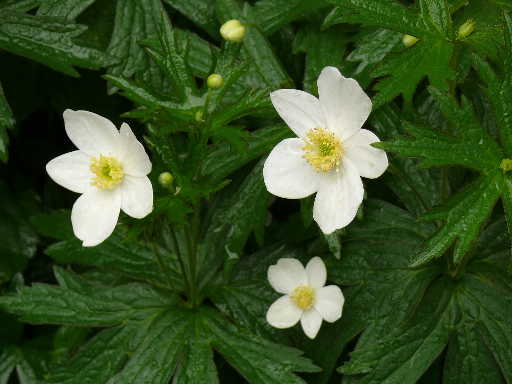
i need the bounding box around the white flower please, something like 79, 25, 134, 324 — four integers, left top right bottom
263, 67, 388, 234
46, 110, 153, 247
266, 257, 344, 339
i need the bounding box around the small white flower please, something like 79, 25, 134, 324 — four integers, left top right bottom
46, 110, 153, 247
263, 66, 388, 234
266, 257, 344, 339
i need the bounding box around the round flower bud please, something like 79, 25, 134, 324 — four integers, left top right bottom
220, 19, 246, 42
194, 110, 204, 122
158, 172, 174, 187
207, 73, 224, 89
457, 19, 475, 39
500, 158, 512, 172
402, 34, 419, 47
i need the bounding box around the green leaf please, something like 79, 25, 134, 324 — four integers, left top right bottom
45, 233, 182, 289
325, 0, 428, 36
201, 123, 290, 183
216, 0, 292, 88
106, 0, 167, 91
293, 24, 348, 93
419, 0, 452, 36
163, 0, 218, 38
36, 0, 96, 19
372, 39, 454, 108
0, 267, 176, 326
254, 0, 329, 36
378, 89, 502, 172
346, 28, 402, 74
0, 11, 114, 77
211, 88, 273, 128
0, 182, 38, 283
340, 278, 456, 383
199, 159, 270, 288
0, 81, 14, 162
370, 104, 444, 215
205, 308, 320, 383
0, 348, 17, 384
30, 210, 73, 241
410, 172, 502, 266
144, 14, 198, 100
0, 0, 39, 12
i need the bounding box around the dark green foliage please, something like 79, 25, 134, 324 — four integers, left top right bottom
1, 0, 512, 383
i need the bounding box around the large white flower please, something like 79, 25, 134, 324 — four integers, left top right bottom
46, 110, 153, 247
263, 67, 388, 234
266, 257, 344, 339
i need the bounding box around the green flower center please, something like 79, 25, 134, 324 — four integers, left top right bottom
303, 128, 343, 172
90, 155, 124, 190
291, 285, 315, 310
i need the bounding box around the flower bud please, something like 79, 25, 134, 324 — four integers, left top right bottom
500, 158, 512, 172
158, 172, 174, 187
207, 73, 223, 89
457, 19, 475, 39
194, 110, 204, 122
220, 19, 246, 42
402, 34, 419, 47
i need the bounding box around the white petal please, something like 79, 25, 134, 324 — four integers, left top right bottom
305, 257, 326, 288
268, 258, 307, 294
266, 296, 303, 329
64, 109, 120, 157
300, 309, 323, 339
270, 89, 327, 138
118, 123, 152, 176
121, 176, 153, 219
263, 138, 322, 199
46, 150, 92, 193
317, 67, 372, 141
344, 129, 388, 179
314, 285, 344, 323
71, 188, 121, 247
313, 159, 364, 234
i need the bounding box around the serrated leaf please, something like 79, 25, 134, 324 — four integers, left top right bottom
36, 0, 96, 19
106, 0, 166, 92
326, 0, 428, 37
378, 88, 502, 172
201, 123, 290, 183
205, 308, 320, 383
0, 81, 14, 162
372, 39, 454, 108
0, 267, 175, 326
199, 159, 270, 288
45, 233, 182, 289
254, 0, 329, 36
0, 11, 114, 77
419, 0, 452, 36
216, 0, 292, 88
346, 28, 402, 74
340, 278, 456, 383
163, 0, 218, 38
0, 0, 39, 12
294, 24, 348, 93
370, 104, 444, 215
211, 88, 272, 128
411, 172, 502, 266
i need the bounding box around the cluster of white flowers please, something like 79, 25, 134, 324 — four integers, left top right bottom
47, 67, 387, 339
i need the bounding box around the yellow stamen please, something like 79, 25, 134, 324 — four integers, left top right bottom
303, 127, 343, 172
90, 155, 124, 190
291, 285, 315, 310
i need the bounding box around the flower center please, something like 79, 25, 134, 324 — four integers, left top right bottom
90, 155, 124, 190
303, 128, 343, 172
291, 285, 315, 310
